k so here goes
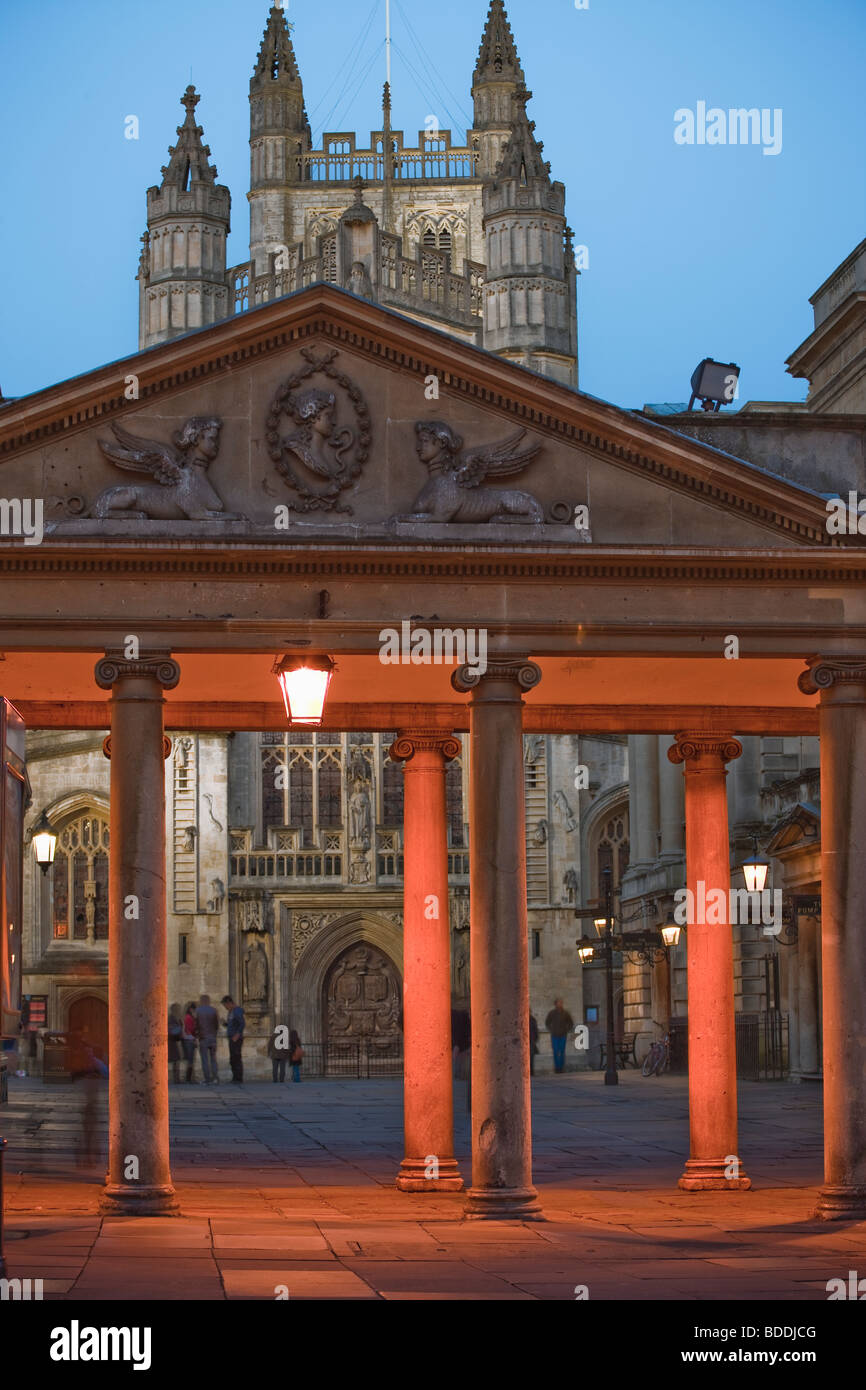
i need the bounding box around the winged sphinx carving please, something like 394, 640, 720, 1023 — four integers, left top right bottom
397, 421, 543, 524
92, 417, 244, 521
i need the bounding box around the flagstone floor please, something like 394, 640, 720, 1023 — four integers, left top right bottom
2, 1069, 860, 1301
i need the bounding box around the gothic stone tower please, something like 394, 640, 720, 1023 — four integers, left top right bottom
137, 87, 231, 350
472, 0, 526, 180
482, 87, 578, 385
248, 4, 311, 277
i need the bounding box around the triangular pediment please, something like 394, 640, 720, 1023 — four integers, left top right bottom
0, 285, 845, 551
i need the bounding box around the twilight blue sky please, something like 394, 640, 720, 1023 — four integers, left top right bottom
1, 0, 864, 408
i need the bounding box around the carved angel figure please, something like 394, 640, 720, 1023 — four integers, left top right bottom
93, 417, 244, 521
279, 389, 355, 497
397, 421, 544, 524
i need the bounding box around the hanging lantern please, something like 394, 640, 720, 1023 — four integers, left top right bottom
32, 809, 58, 874
274, 654, 336, 728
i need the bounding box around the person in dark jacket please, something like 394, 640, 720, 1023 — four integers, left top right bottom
168, 1003, 183, 1084
182, 1002, 197, 1083
222, 995, 245, 1084
545, 998, 574, 1074
529, 1013, 539, 1076
268, 1022, 291, 1083
197, 994, 220, 1084
289, 1029, 303, 1083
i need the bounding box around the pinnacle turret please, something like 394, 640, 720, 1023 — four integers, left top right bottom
160, 86, 219, 189
474, 0, 525, 86
251, 3, 302, 90
493, 87, 551, 185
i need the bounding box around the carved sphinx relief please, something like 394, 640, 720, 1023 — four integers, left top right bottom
92, 418, 244, 521
394, 420, 544, 524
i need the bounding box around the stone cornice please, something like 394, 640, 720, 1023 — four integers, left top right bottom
2, 546, 866, 584
0, 285, 837, 546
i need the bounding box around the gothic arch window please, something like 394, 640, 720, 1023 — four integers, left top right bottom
381, 742, 404, 827
51, 811, 110, 941
592, 805, 630, 900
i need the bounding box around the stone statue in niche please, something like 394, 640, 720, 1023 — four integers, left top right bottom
348, 779, 372, 850
207, 877, 225, 913
243, 939, 269, 1004
93, 418, 245, 521
563, 868, 579, 904
395, 421, 543, 524
553, 789, 577, 832
345, 260, 373, 299
182, 825, 198, 852
533, 819, 549, 846
454, 946, 468, 1000
524, 735, 545, 764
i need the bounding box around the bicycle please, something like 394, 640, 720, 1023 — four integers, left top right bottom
641, 1031, 670, 1076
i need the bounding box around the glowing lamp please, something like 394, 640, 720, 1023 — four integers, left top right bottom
577, 944, 594, 964
741, 836, 769, 894
274, 654, 335, 728
661, 912, 681, 949
593, 915, 608, 937
32, 809, 57, 874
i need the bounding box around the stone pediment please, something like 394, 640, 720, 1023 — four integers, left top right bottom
0, 284, 843, 550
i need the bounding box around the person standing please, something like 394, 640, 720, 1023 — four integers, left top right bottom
222, 995, 246, 1084
268, 1023, 290, 1083
289, 1029, 303, 1083
529, 1013, 539, 1077
182, 1001, 198, 1083
168, 1003, 183, 1084
197, 994, 220, 1084
545, 998, 574, 1075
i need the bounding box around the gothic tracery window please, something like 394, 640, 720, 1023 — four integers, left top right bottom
594, 808, 630, 898
51, 812, 110, 941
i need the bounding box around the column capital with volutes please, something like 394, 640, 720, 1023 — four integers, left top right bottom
668, 732, 742, 768
390, 731, 461, 764
451, 658, 541, 697
95, 652, 181, 691
798, 656, 866, 697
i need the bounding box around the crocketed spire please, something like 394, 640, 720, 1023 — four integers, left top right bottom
251, 3, 302, 88
493, 86, 551, 185
473, 0, 525, 86
160, 87, 219, 189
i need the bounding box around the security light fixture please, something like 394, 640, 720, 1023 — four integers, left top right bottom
688, 358, 740, 413
274, 654, 336, 728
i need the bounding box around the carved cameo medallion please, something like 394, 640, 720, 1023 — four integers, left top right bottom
266, 347, 371, 514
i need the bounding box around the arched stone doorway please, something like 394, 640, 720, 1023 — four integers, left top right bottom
67, 994, 108, 1061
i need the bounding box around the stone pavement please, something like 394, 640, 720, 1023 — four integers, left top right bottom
2, 1069, 860, 1301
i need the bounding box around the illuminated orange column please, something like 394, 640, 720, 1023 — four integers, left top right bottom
453, 659, 543, 1220
799, 659, 866, 1219
96, 653, 179, 1214
668, 733, 751, 1191
390, 732, 463, 1191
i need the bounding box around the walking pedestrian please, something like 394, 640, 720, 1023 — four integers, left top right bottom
289, 1029, 303, 1083
168, 1003, 183, 1084
222, 995, 245, 1084
545, 998, 574, 1074
182, 1001, 198, 1083
268, 1022, 290, 1083
451, 1000, 471, 1112
197, 994, 220, 1084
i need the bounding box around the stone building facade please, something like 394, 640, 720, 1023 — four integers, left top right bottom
17, 0, 865, 1088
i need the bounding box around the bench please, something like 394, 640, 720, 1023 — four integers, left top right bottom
597, 1034, 639, 1070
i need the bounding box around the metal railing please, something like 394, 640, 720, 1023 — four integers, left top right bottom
297, 1040, 403, 1078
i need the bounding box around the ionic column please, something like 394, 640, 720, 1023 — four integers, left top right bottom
668, 733, 751, 1190
96, 653, 179, 1214
628, 735, 660, 868
390, 731, 463, 1192
799, 659, 866, 1218
452, 659, 543, 1220
657, 735, 685, 862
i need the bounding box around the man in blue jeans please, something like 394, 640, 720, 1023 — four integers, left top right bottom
545, 998, 574, 1074
222, 995, 246, 1084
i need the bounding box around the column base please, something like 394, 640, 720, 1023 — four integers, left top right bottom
814, 1186, 866, 1221
396, 1157, 464, 1192
464, 1186, 544, 1221
100, 1183, 180, 1216
678, 1159, 751, 1191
